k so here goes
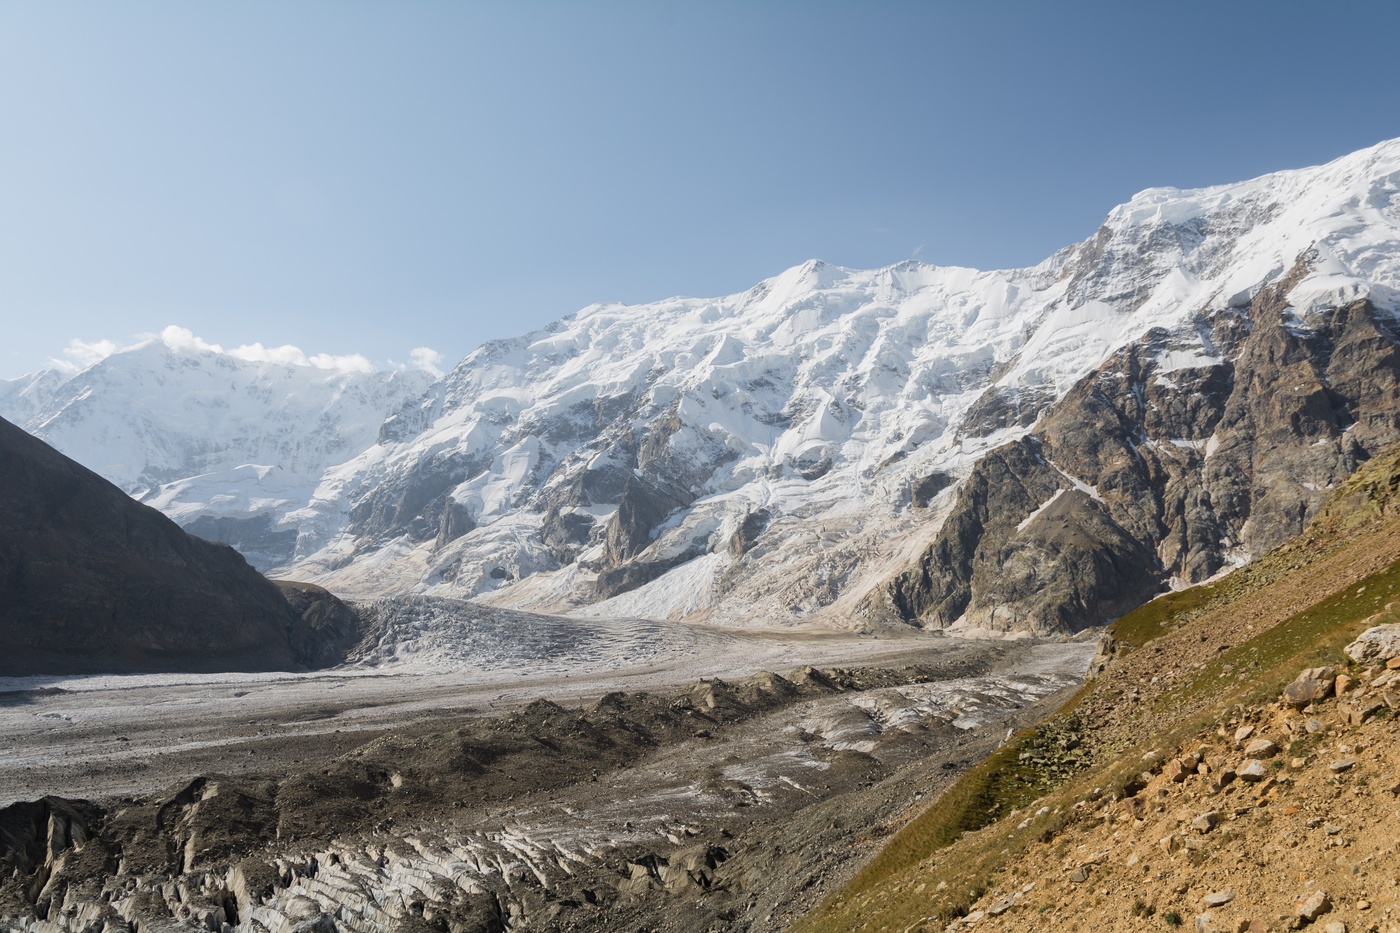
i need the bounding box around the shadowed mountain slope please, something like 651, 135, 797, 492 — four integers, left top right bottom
0, 416, 354, 675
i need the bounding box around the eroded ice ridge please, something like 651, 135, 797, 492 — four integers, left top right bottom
0, 642, 1090, 933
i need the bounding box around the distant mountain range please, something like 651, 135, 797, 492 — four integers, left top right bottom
7, 137, 1400, 635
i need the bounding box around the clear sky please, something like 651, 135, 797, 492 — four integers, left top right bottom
4, 1, 1400, 378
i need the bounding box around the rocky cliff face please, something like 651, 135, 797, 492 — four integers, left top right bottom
869, 253, 1400, 633
0, 416, 358, 675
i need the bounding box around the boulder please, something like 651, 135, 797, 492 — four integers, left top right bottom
1282, 668, 1337, 709
1242, 738, 1278, 759
1345, 624, 1400, 664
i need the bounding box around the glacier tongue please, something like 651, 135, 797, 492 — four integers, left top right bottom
7, 137, 1400, 627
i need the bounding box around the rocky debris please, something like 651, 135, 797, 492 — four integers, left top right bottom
0, 648, 1082, 933
906, 630, 1400, 933
1345, 623, 1400, 664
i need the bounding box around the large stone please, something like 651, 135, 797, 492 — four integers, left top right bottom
1342, 698, 1385, 726
1242, 738, 1278, 759
1283, 668, 1337, 709
1345, 624, 1400, 664
1238, 759, 1270, 782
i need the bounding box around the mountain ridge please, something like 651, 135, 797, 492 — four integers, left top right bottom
7, 137, 1400, 634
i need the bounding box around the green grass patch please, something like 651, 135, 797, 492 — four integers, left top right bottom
1109, 581, 1220, 648
1151, 558, 1400, 715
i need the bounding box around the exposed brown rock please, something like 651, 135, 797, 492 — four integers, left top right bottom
1283, 667, 1338, 709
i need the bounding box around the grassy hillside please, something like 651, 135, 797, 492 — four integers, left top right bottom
794, 446, 1400, 932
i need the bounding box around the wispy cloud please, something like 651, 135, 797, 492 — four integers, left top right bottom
50, 338, 120, 374
408, 347, 445, 378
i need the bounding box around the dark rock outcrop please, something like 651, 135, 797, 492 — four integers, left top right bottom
0, 417, 357, 675
349, 456, 482, 546
275, 581, 363, 670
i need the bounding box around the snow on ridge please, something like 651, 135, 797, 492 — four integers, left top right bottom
1095, 136, 1400, 320
0, 334, 438, 568
302, 138, 1400, 618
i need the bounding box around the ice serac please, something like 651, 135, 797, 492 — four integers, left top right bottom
0, 416, 359, 675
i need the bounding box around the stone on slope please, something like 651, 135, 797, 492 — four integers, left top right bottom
1283, 668, 1338, 709
1345, 624, 1400, 664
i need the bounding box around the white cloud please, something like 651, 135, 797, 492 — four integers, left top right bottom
227, 342, 311, 366
49, 324, 405, 376
156, 327, 374, 372
307, 352, 374, 373
409, 346, 445, 378
159, 325, 224, 354
50, 338, 121, 374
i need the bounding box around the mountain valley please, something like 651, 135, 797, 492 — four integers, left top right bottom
5, 138, 1400, 933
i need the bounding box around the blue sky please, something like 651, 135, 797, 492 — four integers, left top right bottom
3, 1, 1399, 378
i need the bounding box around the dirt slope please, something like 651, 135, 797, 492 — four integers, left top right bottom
796, 446, 1400, 933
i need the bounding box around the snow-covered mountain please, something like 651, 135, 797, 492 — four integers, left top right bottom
9, 138, 1400, 633
0, 332, 434, 569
